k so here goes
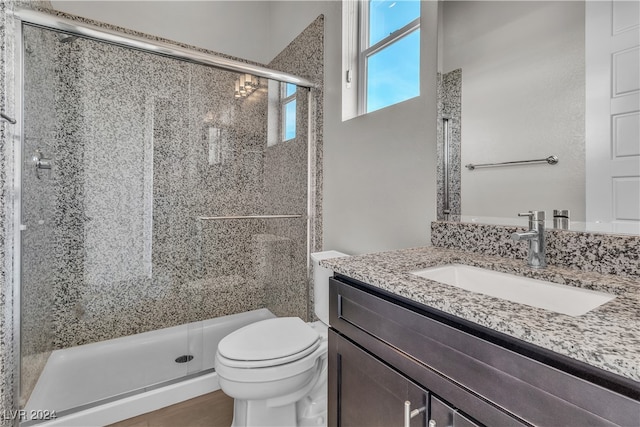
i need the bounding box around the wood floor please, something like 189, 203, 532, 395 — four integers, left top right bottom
108, 390, 233, 427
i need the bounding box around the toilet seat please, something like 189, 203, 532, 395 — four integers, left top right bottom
217, 317, 321, 368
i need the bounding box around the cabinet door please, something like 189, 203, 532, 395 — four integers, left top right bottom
431, 395, 483, 427
329, 330, 428, 427
454, 412, 482, 427
431, 395, 455, 426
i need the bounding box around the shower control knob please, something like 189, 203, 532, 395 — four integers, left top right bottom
31, 150, 52, 179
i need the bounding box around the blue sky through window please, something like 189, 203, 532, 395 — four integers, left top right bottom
285, 83, 296, 97
365, 0, 420, 113
367, 28, 420, 113
369, 0, 420, 46
284, 100, 296, 140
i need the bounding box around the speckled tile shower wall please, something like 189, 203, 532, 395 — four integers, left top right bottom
431, 221, 640, 279
267, 15, 324, 319
437, 69, 461, 220
21, 29, 274, 348
4, 7, 324, 415
20, 24, 61, 406
16, 13, 323, 407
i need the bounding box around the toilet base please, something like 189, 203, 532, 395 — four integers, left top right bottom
231, 399, 296, 427
296, 389, 327, 426
230, 381, 327, 427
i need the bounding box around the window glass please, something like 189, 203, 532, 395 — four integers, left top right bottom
366, 29, 420, 113
285, 83, 297, 97
284, 99, 296, 140
369, 0, 420, 46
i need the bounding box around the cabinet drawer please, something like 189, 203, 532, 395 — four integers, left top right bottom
330, 277, 640, 427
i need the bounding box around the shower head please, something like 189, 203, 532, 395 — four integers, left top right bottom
57, 33, 78, 44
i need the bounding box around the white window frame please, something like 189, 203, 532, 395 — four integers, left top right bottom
356, 0, 421, 115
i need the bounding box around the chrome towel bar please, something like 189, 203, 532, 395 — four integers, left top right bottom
198, 214, 303, 220
465, 155, 558, 171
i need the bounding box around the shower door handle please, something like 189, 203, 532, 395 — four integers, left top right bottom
31, 150, 52, 179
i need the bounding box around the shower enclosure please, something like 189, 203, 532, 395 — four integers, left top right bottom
13, 9, 319, 422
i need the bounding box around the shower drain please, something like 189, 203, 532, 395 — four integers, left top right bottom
175, 355, 194, 363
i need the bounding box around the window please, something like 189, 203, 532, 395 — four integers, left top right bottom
267, 81, 297, 146
282, 83, 297, 141
344, 0, 421, 116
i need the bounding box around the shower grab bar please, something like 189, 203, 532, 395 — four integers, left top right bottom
1, 113, 16, 124
465, 155, 558, 171
442, 114, 451, 218
198, 214, 303, 220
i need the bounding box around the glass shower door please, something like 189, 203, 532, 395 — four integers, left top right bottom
19, 19, 312, 418
19, 24, 196, 412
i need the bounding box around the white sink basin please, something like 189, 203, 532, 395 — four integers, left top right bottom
410, 264, 614, 316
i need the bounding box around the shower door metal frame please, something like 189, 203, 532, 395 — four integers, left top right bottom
11, 8, 318, 89
11, 7, 319, 418
11, 5, 25, 422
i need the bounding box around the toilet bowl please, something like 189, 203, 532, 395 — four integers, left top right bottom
214, 250, 348, 427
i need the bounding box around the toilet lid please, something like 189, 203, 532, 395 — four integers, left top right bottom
217, 317, 320, 364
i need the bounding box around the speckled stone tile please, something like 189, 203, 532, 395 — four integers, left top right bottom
267, 15, 324, 321
17, 30, 297, 350
432, 220, 640, 278
13, 7, 323, 410
20, 24, 60, 404
321, 246, 640, 383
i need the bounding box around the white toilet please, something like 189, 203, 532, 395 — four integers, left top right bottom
214, 250, 348, 427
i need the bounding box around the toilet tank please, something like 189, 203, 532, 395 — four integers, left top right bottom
310, 251, 349, 325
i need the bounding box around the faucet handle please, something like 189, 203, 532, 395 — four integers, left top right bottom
518, 211, 545, 221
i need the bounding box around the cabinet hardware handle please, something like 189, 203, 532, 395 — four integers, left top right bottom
403, 401, 426, 427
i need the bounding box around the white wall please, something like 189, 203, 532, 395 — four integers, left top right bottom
51, 0, 440, 255
52, 1, 331, 65
268, 1, 438, 254
442, 1, 585, 221
266, 1, 328, 62
51, 1, 273, 63
270, 1, 438, 255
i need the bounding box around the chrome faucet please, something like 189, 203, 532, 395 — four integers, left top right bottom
511, 211, 546, 269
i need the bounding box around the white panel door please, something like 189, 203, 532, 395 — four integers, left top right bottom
586, 0, 640, 234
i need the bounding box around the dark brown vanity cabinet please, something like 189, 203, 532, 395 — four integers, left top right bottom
330, 329, 480, 427
328, 276, 640, 427
329, 330, 429, 426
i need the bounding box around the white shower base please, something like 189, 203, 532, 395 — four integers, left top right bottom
22, 308, 276, 426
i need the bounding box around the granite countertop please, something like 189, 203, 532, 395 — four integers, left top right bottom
321, 246, 640, 383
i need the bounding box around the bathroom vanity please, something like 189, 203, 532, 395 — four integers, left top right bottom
324, 247, 640, 426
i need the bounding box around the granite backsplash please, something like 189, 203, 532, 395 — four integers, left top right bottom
431, 221, 640, 279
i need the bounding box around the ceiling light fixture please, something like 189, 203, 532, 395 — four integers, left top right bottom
235, 74, 259, 99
